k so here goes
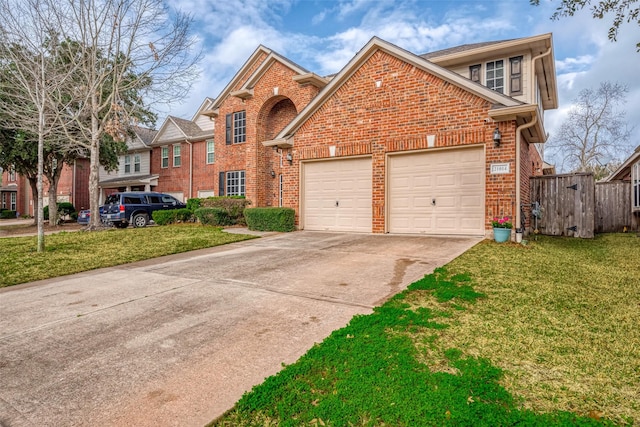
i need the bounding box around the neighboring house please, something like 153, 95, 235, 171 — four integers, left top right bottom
201, 33, 557, 235
98, 126, 159, 203
149, 98, 216, 201
0, 159, 90, 216
604, 145, 640, 213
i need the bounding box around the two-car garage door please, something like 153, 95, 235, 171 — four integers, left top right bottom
302, 146, 484, 235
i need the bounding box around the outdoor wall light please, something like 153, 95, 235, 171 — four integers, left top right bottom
493, 127, 502, 147
286, 152, 293, 164
270, 170, 276, 178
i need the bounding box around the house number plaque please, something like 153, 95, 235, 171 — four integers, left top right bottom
490, 163, 510, 174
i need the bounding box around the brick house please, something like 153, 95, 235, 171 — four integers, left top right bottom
1, 159, 90, 216
201, 33, 557, 236
98, 126, 159, 203
149, 98, 216, 201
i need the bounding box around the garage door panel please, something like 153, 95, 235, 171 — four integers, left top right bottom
304, 157, 372, 232
388, 147, 484, 235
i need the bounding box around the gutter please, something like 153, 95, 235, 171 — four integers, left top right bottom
515, 47, 551, 231
187, 141, 193, 199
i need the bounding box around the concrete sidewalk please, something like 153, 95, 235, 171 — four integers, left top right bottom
0, 231, 480, 426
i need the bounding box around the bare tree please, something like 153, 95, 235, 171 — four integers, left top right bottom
0, 0, 77, 251
547, 81, 633, 173
531, 0, 640, 50
54, 0, 200, 229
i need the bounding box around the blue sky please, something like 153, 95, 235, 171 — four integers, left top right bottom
163, 0, 640, 167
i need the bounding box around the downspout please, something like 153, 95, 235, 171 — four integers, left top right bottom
516, 47, 551, 231
187, 141, 193, 199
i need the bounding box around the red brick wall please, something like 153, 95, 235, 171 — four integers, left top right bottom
283, 50, 520, 233
213, 57, 320, 205
153, 140, 216, 200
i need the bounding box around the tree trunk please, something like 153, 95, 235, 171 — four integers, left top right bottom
88, 105, 101, 230
28, 177, 38, 225
48, 182, 58, 225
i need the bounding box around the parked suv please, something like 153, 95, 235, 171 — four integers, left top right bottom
100, 191, 186, 228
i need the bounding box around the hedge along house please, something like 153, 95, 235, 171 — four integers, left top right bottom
206, 33, 557, 236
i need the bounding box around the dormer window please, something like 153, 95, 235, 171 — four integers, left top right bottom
486, 60, 504, 94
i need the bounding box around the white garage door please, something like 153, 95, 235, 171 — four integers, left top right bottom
388, 146, 484, 235
303, 157, 372, 232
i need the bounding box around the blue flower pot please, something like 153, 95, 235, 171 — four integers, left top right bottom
493, 228, 511, 243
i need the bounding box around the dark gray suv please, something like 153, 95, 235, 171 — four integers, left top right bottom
100, 191, 186, 228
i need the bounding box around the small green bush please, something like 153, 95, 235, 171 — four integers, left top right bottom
190, 196, 251, 225
244, 207, 295, 232
194, 207, 233, 226
44, 202, 76, 222
152, 208, 193, 226
0, 210, 16, 219
186, 198, 202, 212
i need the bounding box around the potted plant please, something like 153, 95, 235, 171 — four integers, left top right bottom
491, 216, 513, 242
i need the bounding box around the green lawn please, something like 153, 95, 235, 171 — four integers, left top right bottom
0, 224, 257, 287
213, 234, 639, 426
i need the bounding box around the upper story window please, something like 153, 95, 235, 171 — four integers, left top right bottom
206, 140, 215, 164
124, 155, 131, 173
486, 60, 504, 93
173, 145, 181, 167
509, 56, 523, 96
226, 111, 246, 144
8, 166, 16, 182
469, 64, 481, 83
134, 154, 141, 172
161, 147, 169, 168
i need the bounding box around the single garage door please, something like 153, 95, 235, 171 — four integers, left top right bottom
388, 146, 484, 235
303, 157, 372, 232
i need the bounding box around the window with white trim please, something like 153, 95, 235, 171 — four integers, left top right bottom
486, 60, 504, 93
161, 147, 169, 168
134, 154, 141, 172
173, 145, 181, 167
233, 111, 246, 143
10, 192, 16, 211
206, 140, 215, 164
8, 166, 16, 182
124, 155, 131, 173
226, 170, 245, 196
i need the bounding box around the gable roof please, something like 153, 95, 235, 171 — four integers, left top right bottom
604, 145, 640, 181
271, 36, 522, 143
131, 126, 157, 146
191, 97, 216, 122
150, 115, 213, 145
204, 46, 328, 117
421, 40, 513, 60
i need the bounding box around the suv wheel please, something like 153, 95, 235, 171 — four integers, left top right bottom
132, 213, 148, 228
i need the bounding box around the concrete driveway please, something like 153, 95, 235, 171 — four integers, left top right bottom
0, 231, 480, 426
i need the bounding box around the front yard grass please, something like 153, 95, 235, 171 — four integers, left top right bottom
214, 234, 639, 426
0, 224, 257, 288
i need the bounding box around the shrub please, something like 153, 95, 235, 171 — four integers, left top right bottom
44, 202, 77, 223
186, 198, 202, 212
152, 208, 193, 226
194, 207, 233, 226
191, 196, 251, 225
244, 207, 295, 232
0, 210, 16, 219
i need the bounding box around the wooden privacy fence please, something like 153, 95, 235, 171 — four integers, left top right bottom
595, 181, 637, 233
530, 173, 637, 238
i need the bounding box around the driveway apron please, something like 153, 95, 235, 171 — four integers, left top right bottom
0, 231, 480, 426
